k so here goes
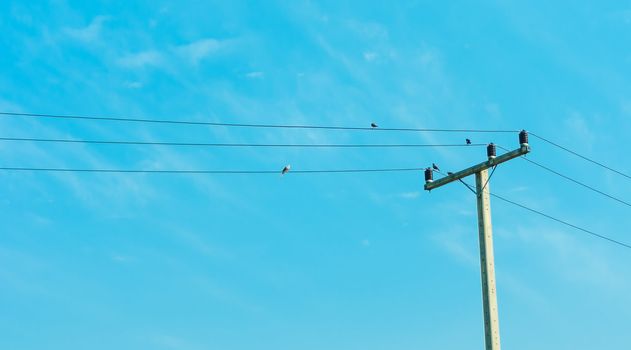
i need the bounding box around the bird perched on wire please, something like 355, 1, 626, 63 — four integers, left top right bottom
281, 165, 291, 175
466, 138, 471, 145
371, 122, 378, 128
432, 163, 440, 172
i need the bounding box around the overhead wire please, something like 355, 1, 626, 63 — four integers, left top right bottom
0, 166, 427, 174
2, 145, 629, 250
490, 192, 631, 250
448, 175, 631, 250
9, 112, 628, 178
0, 136, 487, 148
517, 156, 631, 208
3, 112, 628, 180
4, 112, 628, 182
0, 112, 519, 133
2, 112, 629, 248
530, 132, 631, 181
497, 144, 631, 209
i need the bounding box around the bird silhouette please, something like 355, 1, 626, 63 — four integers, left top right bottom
432, 163, 440, 171
466, 138, 471, 145
371, 122, 378, 128
281, 165, 291, 175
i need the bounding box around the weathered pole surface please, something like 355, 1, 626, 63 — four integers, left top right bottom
475, 169, 501, 350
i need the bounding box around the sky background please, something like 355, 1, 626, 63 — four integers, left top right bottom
1, 1, 631, 349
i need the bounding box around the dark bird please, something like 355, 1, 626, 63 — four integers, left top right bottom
466, 138, 471, 145
447, 172, 454, 175
371, 122, 378, 128
281, 165, 291, 175
432, 163, 440, 171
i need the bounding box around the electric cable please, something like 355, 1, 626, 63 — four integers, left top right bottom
491, 192, 631, 250
497, 145, 631, 209
530, 132, 631, 181
0, 136, 487, 148
0, 112, 519, 133
0, 166, 427, 174
454, 177, 631, 250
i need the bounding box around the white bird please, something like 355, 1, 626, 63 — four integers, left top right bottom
281, 165, 291, 175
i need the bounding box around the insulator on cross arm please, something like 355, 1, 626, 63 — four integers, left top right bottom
424, 168, 433, 183
487, 143, 497, 159
519, 130, 529, 146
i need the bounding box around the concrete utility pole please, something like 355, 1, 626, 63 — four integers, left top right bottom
423, 131, 530, 350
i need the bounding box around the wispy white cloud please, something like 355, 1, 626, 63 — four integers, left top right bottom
148, 334, 199, 350
168, 228, 233, 260
175, 38, 223, 65
0, 98, 23, 112
500, 273, 552, 312
0, 108, 161, 217
110, 254, 134, 263
190, 276, 263, 314
245, 71, 264, 79
398, 191, 420, 199
345, 19, 389, 40
64, 15, 109, 43
564, 112, 595, 146
117, 50, 164, 69
500, 225, 629, 291
507, 185, 529, 193
124, 81, 143, 89
485, 102, 502, 120
0, 246, 51, 295
432, 226, 479, 267
363, 51, 377, 61
418, 50, 438, 66
116, 37, 232, 70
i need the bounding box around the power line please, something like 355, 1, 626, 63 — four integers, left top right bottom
451, 177, 631, 250
454, 178, 631, 250
0, 166, 427, 174
0, 112, 519, 133
490, 192, 631, 250
530, 132, 631, 181
4, 114, 625, 248
497, 145, 631, 209
0, 136, 487, 148
520, 157, 631, 208
4, 162, 629, 250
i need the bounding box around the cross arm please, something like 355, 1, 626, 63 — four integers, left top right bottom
424, 144, 530, 191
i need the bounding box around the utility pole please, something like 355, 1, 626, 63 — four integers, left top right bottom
423, 131, 530, 350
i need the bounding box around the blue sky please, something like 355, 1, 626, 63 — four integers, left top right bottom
1, 1, 631, 349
